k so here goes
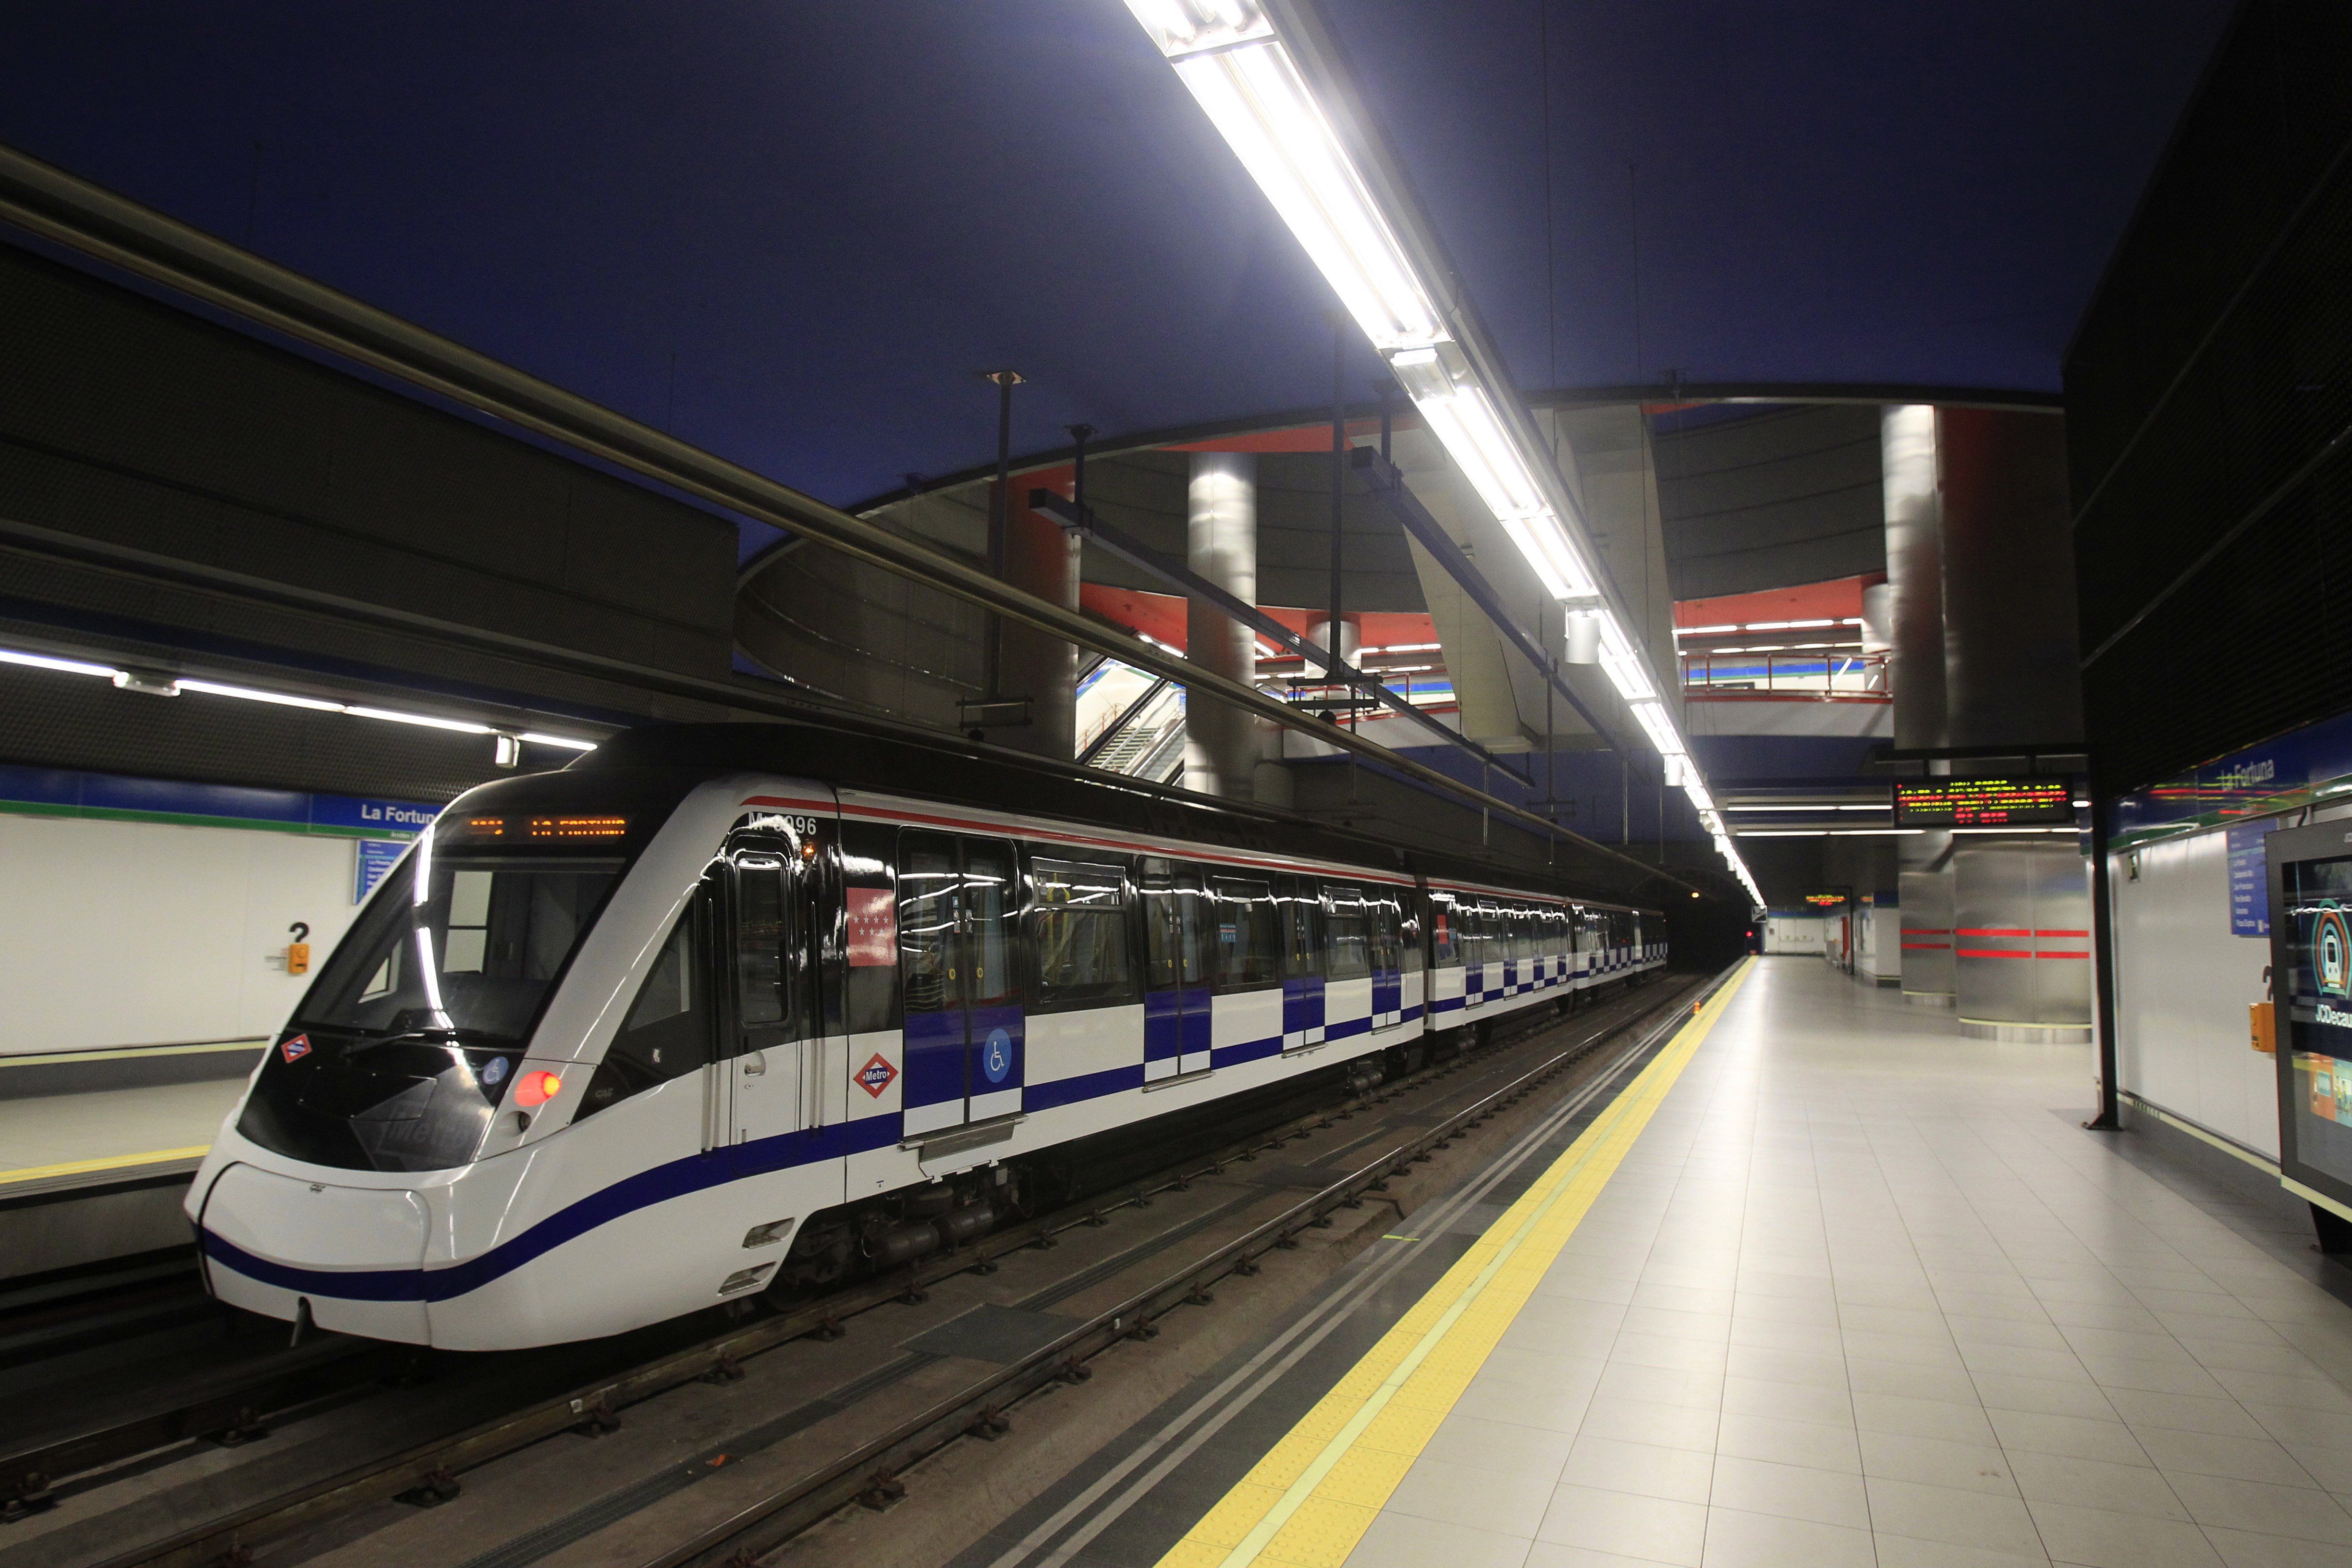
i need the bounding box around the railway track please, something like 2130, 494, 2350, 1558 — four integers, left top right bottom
4, 973, 1712, 1568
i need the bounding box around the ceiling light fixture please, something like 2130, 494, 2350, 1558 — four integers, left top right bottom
1122, 0, 1760, 906
0, 642, 600, 753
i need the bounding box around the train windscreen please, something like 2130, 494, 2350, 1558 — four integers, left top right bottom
239, 777, 689, 1172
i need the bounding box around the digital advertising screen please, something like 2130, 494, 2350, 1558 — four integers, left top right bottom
1890, 777, 2076, 828
2280, 853, 2352, 1197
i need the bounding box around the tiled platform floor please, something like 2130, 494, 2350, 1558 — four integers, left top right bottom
1341, 957, 2352, 1568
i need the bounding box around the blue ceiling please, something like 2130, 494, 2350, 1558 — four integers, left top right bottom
0, 1, 2230, 532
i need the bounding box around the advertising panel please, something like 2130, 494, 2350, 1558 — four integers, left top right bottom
2265, 821, 2352, 1217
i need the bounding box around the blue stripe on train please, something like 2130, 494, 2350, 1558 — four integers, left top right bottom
207, 972, 1510, 1305
203, 1112, 909, 1303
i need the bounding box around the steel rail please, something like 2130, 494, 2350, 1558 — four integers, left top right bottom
0, 1339, 388, 1520
0, 141, 1690, 894
635, 968, 1734, 1568
72, 980, 1676, 1568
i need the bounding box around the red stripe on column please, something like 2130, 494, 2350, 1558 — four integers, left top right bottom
1901, 942, 1950, 950
2035, 951, 2091, 959
2034, 929, 2090, 937
1956, 928, 2029, 937
1956, 948, 2030, 958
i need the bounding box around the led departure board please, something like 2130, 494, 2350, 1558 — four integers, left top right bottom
1890, 778, 2075, 828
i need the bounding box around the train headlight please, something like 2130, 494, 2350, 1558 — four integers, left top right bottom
514, 1070, 564, 1109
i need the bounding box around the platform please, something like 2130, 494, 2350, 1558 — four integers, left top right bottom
970, 956, 2352, 1568
0, 1077, 242, 1281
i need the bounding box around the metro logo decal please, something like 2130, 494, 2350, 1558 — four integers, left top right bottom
2319, 907, 2352, 1000
855, 1053, 899, 1098
280, 1033, 312, 1063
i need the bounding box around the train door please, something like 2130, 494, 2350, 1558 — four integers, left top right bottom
1369, 887, 1403, 1029
1427, 890, 1461, 1023
1141, 859, 1211, 1080
1463, 900, 1489, 1013
724, 836, 820, 1161
897, 833, 1024, 1136
1278, 874, 1325, 1049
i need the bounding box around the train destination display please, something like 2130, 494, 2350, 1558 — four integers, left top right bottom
1890, 778, 2075, 828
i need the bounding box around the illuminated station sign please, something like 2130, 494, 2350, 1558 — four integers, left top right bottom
1891, 778, 2076, 828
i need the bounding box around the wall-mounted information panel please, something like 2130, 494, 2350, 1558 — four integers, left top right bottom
1890, 778, 2074, 828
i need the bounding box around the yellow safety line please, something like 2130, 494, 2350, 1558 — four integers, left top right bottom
1157, 959, 1756, 1568
0, 1145, 212, 1187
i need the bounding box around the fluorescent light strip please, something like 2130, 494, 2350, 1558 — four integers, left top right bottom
177, 678, 344, 711
0, 643, 599, 751
1125, 0, 1763, 906
1675, 617, 1864, 637
1724, 803, 1885, 812
0, 647, 119, 678
1736, 829, 1927, 838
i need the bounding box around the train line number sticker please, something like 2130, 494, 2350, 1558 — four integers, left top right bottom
856, 1053, 899, 1098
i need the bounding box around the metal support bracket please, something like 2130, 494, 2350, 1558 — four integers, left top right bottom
1349, 448, 1626, 755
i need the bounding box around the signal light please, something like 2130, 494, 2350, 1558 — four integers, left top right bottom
514, 1070, 564, 1108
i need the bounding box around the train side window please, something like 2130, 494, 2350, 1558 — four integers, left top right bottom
1431, 894, 1458, 966
1211, 877, 1282, 990
1278, 876, 1322, 979
1032, 857, 1136, 1009
1459, 902, 1486, 967
1325, 882, 1371, 980
1396, 890, 1423, 971
577, 897, 714, 1122
1512, 906, 1536, 962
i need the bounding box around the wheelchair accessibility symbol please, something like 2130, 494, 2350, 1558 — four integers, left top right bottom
981, 1027, 1012, 1085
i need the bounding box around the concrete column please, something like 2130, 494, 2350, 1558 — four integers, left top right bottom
1881, 404, 1946, 752
995, 485, 1079, 760
1937, 409, 2084, 747
1184, 453, 1259, 799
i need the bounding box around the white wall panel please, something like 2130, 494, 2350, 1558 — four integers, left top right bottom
2109, 829, 2276, 1156
0, 815, 363, 1056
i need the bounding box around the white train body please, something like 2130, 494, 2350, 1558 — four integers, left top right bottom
189, 734, 1664, 1349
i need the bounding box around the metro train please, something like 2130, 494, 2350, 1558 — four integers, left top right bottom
189, 723, 1666, 1348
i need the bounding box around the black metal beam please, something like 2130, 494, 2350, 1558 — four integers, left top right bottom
1349, 448, 1628, 755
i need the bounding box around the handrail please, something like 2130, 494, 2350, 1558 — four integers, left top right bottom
1682, 649, 1888, 700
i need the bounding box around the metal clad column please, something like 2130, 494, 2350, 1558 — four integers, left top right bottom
1185, 452, 1259, 799
1899, 869, 1956, 1006
1954, 843, 2094, 1041
1882, 404, 1948, 752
